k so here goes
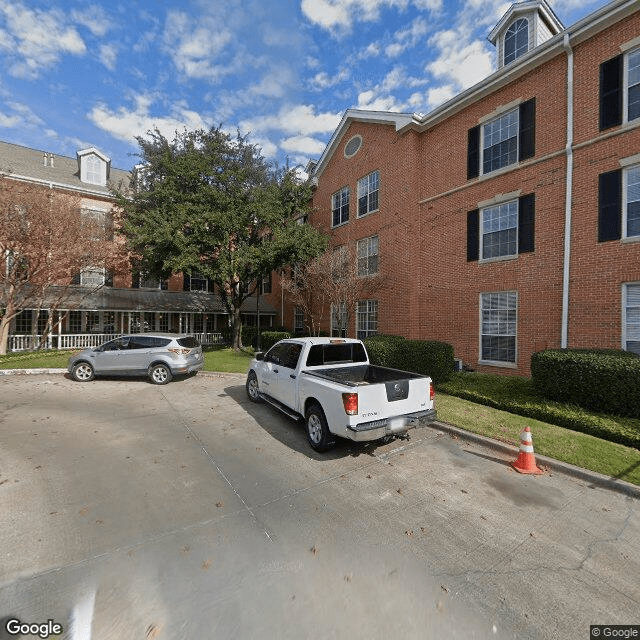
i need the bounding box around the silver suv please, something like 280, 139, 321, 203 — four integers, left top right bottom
68, 333, 204, 385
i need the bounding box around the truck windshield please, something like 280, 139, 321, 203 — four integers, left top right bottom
306, 343, 367, 366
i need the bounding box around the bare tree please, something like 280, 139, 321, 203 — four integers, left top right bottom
281, 244, 383, 337
0, 175, 128, 354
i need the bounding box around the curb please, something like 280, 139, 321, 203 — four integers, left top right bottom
0, 368, 638, 499
430, 420, 640, 500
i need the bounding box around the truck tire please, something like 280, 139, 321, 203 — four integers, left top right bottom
305, 403, 336, 452
246, 371, 263, 403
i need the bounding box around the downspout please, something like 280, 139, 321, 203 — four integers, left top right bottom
561, 33, 574, 349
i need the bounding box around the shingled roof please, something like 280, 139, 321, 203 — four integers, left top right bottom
0, 140, 130, 196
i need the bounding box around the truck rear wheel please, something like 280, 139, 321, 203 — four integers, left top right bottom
305, 403, 336, 452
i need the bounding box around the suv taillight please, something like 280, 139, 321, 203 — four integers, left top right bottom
342, 393, 358, 415
168, 348, 191, 355
430, 383, 435, 401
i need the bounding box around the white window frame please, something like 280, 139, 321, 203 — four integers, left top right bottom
479, 291, 517, 366
332, 187, 350, 227
481, 108, 519, 176
480, 200, 518, 260
503, 18, 529, 66
357, 235, 379, 276
190, 272, 209, 292
294, 307, 305, 333
356, 300, 378, 339
357, 171, 380, 217
624, 46, 640, 124
80, 267, 106, 287
82, 154, 105, 186
622, 163, 640, 239
623, 283, 640, 354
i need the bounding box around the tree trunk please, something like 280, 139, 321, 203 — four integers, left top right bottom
231, 306, 243, 350
0, 316, 11, 355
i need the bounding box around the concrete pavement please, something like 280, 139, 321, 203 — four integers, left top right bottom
0, 372, 638, 639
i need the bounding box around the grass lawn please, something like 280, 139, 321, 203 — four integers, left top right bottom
436, 393, 640, 486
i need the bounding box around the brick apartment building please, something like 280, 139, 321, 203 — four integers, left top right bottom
0, 142, 276, 351
292, 0, 640, 376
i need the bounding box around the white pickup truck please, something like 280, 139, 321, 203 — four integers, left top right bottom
245, 337, 437, 452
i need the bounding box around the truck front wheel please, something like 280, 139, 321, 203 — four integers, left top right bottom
305, 404, 336, 452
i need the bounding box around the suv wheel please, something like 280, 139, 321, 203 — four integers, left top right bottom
72, 361, 95, 382
149, 363, 172, 385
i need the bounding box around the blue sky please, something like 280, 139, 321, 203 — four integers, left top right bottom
0, 0, 603, 173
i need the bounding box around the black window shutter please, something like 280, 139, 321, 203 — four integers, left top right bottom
207, 278, 215, 293
71, 273, 81, 285
467, 126, 480, 180
598, 169, 622, 242
183, 273, 191, 291
519, 98, 536, 161
600, 55, 623, 131
467, 209, 479, 262
518, 193, 535, 253
160, 279, 168, 291
105, 270, 113, 287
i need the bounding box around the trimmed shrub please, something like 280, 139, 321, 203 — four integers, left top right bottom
531, 349, 640, 418
259, 331, 292, 351
364, 335, 454, 384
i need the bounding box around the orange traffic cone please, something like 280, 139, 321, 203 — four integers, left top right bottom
511, 426, 543, 475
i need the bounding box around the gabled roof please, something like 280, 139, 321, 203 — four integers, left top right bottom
311, 109, 414, 179
488, 0, 564, 45
0, 141, 129, 196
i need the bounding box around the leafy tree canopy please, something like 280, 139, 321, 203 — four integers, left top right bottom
114, 126, 327, 348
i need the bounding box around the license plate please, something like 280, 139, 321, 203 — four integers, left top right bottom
388, 417, 407, 432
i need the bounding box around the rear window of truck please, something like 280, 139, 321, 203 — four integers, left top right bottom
306, 343, 367, 367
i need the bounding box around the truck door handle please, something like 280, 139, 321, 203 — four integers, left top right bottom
273, 369, 279, 373
290, 374, 296, 379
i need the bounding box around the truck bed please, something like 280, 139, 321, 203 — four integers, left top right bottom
304, 364, 425, 386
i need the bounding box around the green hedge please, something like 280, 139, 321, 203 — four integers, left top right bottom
531, 349, 640, 418
363, 335, 454, 384
259, 331, 292, 351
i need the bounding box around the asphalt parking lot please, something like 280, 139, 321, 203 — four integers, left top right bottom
0, 371, 638, 640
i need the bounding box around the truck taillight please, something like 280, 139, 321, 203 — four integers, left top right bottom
342, 392, 358, 415
430, 383, 435, 401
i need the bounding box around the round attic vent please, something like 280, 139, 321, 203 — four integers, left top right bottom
344, 135, 362, 158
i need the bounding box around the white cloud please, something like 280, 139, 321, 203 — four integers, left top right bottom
99, 44, 117, 71
280, 135, 327, 156
309, 69, 350, 91
426, 84, 456, 108
0, 101, 44, 129
0, 2, 86, 78
385, 16, 429, 57
71, 7, 111, 37
426, 29, 493, 90
241, 105, 342, 137
301, 0, 441, 33
356, 90, 402, 111
162, 11, 233, 82
88, 94, 210, 145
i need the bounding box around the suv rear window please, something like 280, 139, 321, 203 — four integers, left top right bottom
177, 336, 200, 348
306, 343, 367, 367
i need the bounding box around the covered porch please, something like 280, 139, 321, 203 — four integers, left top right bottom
6, 286, 276, 352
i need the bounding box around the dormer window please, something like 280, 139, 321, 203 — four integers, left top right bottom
504, 18, 529, 65
77, 147, 110, 187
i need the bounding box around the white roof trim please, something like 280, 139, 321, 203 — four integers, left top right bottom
76, 147, 110, 163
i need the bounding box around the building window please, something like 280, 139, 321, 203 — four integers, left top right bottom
467, 99, 535, 179
624, 283, 640, 355
189, 272, 209, 292
357, 171, 379, 217
357, 235, 379, 276
356, 300, 378, 339
481, 201, 518, 259
504, 18, 528, 66
260, 273, 272, 295
332, 187, 349, 227
480, 292, 517, 365
14, 310, 32, 334
294, 307, 305, 334
600, 48, 640, 130
483, 109, 519, 174
331, 302, 348, 337
68, 310, 82, 333
80, 267, 106, 287
344, 135, 362, 158
598, 165, 640, 241
84, 155, 103, 185
82, 207, 112, 241
468, 194, 535, 262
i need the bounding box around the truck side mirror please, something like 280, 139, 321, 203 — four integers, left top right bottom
255, 352, 264, 361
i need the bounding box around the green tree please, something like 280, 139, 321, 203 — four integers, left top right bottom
114, 126, 327, 348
